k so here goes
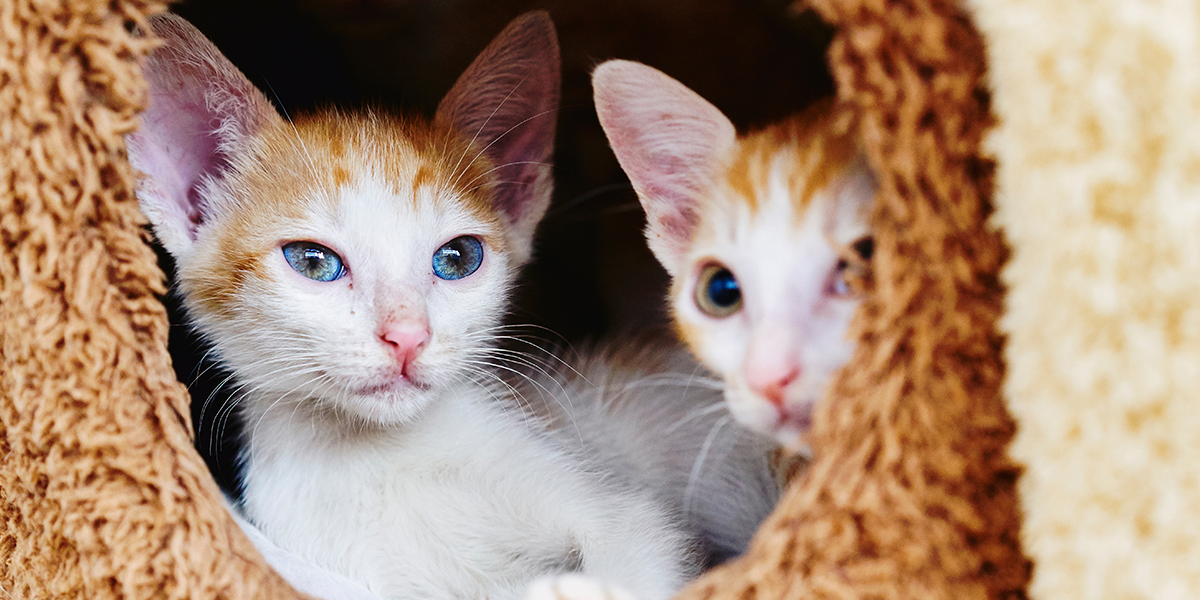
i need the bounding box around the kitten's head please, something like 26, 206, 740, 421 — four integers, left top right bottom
593, 60, 875, 453
128, 12, 559, 427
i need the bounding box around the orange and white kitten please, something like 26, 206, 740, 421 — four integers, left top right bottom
593, 60, 876, 455
127, 15, 726, 600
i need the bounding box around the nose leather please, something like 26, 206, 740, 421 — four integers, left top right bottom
745, 362, 800, 408
379, 320, 430, 374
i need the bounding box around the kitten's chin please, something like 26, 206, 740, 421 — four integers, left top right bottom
770, 423, 813, 457
726, 387, 815, 455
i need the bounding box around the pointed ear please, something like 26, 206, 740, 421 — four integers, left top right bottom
434, 11, 560, 265
126, 13, 282, 259
592, 60, 736, 275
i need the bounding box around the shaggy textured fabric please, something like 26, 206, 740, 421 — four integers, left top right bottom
971, 0, 1200, 598
674, 1, 1030, 599
0, 1, 306, 597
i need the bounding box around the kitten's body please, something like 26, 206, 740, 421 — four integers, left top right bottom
518, 340, 781, 564
130, 15, 775, 600
594, 61, 876, 454
246, 377, 683, 600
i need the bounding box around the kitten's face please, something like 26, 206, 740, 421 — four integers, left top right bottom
180, 117, 515, 425
129, 13, 559, 427
594, 61, 875, 452
670, 148, 873, 452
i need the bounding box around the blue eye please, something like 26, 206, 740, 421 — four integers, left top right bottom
695, 264, 742, 318
432, 236, 484, 280
283, 241, 346, 282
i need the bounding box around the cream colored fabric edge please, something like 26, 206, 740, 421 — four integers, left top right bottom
967, 0, 1200, 597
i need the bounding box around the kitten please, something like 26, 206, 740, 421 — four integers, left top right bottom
128, 14, 708, 600
593, 60, 876, 455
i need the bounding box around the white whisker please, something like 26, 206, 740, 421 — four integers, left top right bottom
683, 415, 731, 520
448, 71, 532, 186
264, 80, 322, 184
452, 106, 560, 190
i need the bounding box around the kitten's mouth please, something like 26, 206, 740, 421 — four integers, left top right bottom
772, 402, 814, 451
357, 373, 431, 396
778, 403, 813, 431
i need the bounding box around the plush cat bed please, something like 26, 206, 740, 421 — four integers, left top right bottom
0, 0, 305, 597
2, 0, 1196, 599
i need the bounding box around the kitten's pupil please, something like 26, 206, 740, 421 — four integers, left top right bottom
852, 236, 874, 261
432, 236, 484, 281
707, 271, 740, 307
695, 264, 742, 318
283, 241, 346, 282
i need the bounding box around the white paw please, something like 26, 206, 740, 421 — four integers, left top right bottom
524, 575, 639, 600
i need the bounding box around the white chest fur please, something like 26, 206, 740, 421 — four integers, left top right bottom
239, 384, 691, 600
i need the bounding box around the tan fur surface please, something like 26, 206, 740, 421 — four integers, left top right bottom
0, 1, 308, 598
970, 0, 1200, 597
673, 0, 1029, 598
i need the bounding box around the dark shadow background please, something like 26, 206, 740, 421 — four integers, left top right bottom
157, 0, 836, 494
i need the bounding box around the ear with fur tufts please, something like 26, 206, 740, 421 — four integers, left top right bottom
434, 11, 561, 266
592, 60, 737, 275
126, 13, 283, 259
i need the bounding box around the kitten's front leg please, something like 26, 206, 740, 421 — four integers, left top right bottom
525, 575, 639, 600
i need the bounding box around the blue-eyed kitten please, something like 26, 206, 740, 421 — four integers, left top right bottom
129, 14, 716, 600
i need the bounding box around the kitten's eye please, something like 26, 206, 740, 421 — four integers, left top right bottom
831, 236, 873, 297
694, 264, 742, 318
432, 236, 484, 280
282, 241, 346, 282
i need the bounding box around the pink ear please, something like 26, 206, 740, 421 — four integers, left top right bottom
434, 11, 560, 265
592, 60, 736, 273
126, 13, 281, 258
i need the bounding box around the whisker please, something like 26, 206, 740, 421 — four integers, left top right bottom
460, 357, 578, 435
548, 182, 635, 216
448, 71, 533, 186
453, 105, 562, 191
683, 415, 731, 519
264, 80, 322, 184
661, 401, 728, 436
459, 160, 556, 194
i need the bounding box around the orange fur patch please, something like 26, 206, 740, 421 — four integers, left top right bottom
723, 98, 858, 217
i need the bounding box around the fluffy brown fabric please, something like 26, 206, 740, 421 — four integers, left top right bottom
0, 1, 307, 597
674, 1, 1030, 599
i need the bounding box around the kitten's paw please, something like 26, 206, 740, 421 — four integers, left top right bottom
524, 575, 638, 600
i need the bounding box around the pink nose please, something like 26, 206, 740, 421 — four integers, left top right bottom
744, 362, 800, 408
379, 321, 430, 371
